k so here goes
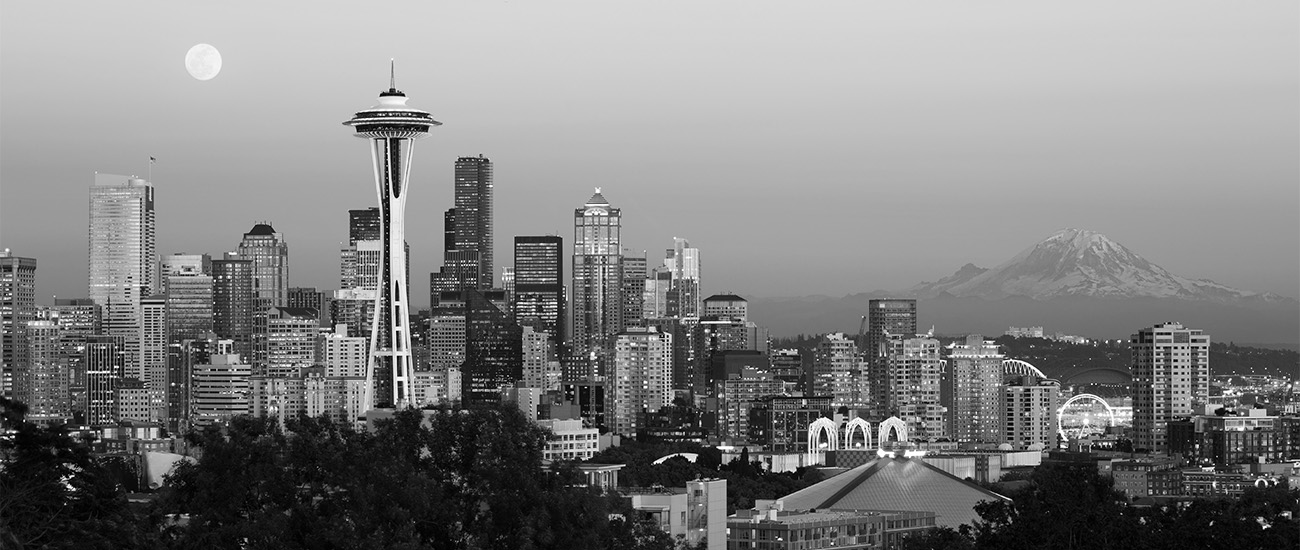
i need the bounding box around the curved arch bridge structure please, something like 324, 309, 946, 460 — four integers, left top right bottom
806, 416, 911, 465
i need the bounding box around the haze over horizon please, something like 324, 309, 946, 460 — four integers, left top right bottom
3, 1, 1296, 307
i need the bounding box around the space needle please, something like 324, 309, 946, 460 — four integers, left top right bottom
344, 63, 441, 410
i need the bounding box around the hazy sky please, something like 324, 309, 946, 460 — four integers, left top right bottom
2, 1, 1297, 307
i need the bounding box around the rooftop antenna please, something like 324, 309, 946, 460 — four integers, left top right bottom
390, 58, 396, 90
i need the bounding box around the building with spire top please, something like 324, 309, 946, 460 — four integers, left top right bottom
569, 189, 623, 383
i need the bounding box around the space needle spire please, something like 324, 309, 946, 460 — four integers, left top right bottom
344, 64, 441, 410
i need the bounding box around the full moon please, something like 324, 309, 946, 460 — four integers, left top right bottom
185, 44, 222, 81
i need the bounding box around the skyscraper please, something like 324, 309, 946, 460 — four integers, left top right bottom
1, 250, 37, 399
571, 189, 623, 382
343, 72, 440, 409
165, 267, 212, 430
264, 307, 319, 377
212, 258, 254, 362
813, 333, 861, 406
348, 207, 382, 243
621, 253, 647, 328
610, 326, 673, 437
1131, 322, 1210, 453
885, 334, 945, 440
513, 235, 565, 348
866, 299, 917, 417
88, 173, 155, 377
664, 238, 701, 318
430, 156, 494, 300
237, 223, 289, 311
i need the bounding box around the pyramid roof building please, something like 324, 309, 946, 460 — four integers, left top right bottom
776, 456, 1009, 528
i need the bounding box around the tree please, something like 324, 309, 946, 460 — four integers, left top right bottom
155, 404, 680, 549
0, 397, 156, 549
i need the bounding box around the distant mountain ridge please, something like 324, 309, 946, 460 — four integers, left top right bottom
747, 229, 1298, 343
905, 228, 1292, 304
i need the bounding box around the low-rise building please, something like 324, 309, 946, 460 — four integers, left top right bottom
728, 507, 935, 550
538, 418, 599, 461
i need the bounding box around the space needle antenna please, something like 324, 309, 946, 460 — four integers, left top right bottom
390, 59, 395, 90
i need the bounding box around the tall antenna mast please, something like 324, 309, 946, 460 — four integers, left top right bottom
390, 59, 395, 90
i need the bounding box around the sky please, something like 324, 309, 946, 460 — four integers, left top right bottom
2, 1, 1297, 308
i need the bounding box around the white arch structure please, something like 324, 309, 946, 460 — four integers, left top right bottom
843, 417, 872, 450
807, 417, 839, 465
1057, 393, 1116, 440
1002, 359, 1047, 379
877, 417, 909, 449
652, 452, 700, 465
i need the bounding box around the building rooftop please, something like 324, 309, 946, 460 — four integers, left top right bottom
245, 223, 277, 236
776, 456, 1008, 528
704, 294, 747, 302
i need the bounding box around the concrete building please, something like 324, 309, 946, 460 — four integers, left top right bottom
140, 296, 168, 419
813, 333, 862, 407
749, 396, 835, 454
319, 324, 368, 378
625, 479, 725, 550
18, 320, 68, 424
1168, 411, 1291, 466
158, 253, 211, 294
538, 418, 600, 461
865, 299, 917, 418
264, 307, 319, 377
610, 326, 673, 437
728, 507, 935, 550
89, 174, 155, 380
1002, 376, 1060, 449
521, 325, 559, 390
720, 370, 786, 443
947, 335, 1004, 444
1, 250, 37, 399
192, 348, 251, 427
703, 294, 747, 322
287, 287, 332, 328
884, 334, 945, 441
1131, 322, 1210, 452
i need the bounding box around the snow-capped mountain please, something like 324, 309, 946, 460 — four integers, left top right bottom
909, 229, 1291, 304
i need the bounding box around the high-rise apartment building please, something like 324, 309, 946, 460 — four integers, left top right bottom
610, 326, 673, 437
521, 325, 559, 391
344, 79, 439, 409
319, 324, 368, 378
813, 333, 864, 407
1131, 322, 1210, 453
264, 307, 319, 377
1003, 376, 1061, 450
18, 320, 67, 424
1, 250, 37, 398
866, 299, 917, 417
571, 189, 623, 382
140, 295, 168, 400
513, 235, 565, 348
947, 335, 1004, 444
884, 335, 945, 440
89, 174, 155, 378
212, 258, 255, 363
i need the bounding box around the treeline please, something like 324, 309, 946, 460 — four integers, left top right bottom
900, 462, 1299, 550
0, 398, 684, 550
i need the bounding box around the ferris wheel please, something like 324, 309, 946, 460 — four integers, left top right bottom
1057, 393, 1116, 441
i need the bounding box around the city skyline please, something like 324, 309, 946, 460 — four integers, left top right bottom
2, 2, 1296, 307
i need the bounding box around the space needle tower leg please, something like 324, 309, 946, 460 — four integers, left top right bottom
344, 63, 441, 411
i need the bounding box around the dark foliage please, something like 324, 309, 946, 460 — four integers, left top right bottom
899, 461, 1300, 550
154, 404, 677, 549
0, 397, 157, 549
